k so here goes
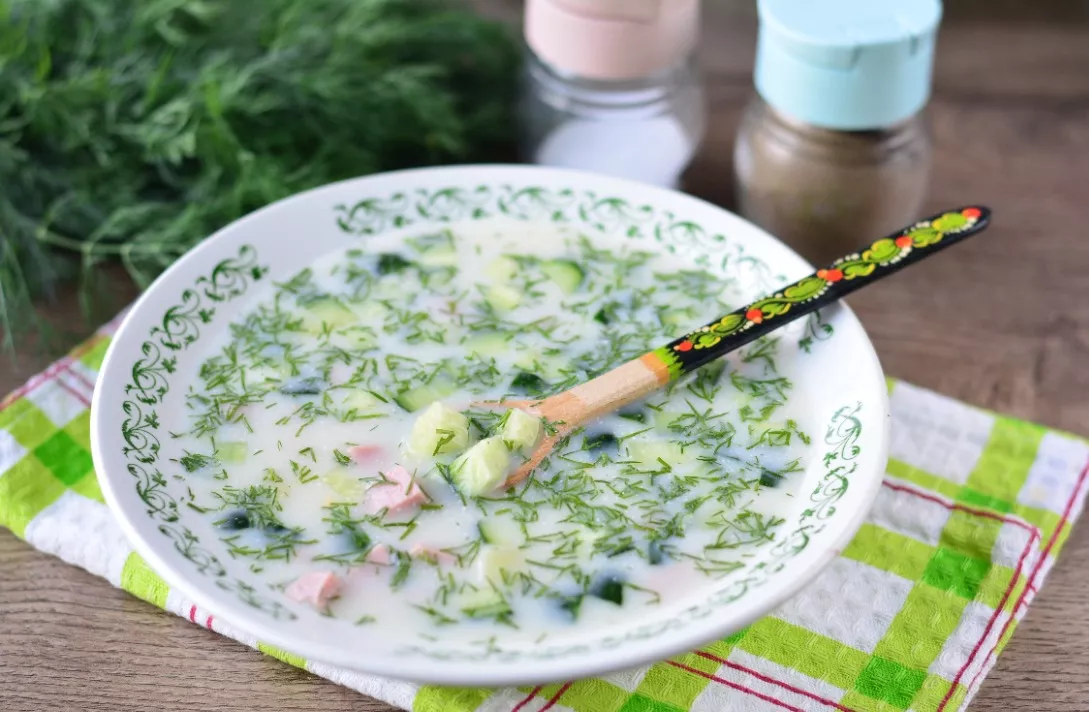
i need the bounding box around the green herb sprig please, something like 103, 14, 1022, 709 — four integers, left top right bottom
0, 0, 519, 350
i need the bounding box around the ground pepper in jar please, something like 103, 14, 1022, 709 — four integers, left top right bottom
734, 0, 942, 265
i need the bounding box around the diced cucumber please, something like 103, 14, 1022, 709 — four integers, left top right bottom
376, 253, 413, 275
301, 297, 357, 332
464, 333, 508, 357
697, 359, 727, 382
452, 436, 511, 497
459, 587, 511, 620
617, 407, 647, 423
510, 371, 548, 396
584, 432, 618, 455
485, 255, 520, 282
418, 250, 458, 268
246, 363, 289, 388
513, 351, 566, 380
371, 277, 405, 301
393, 379, 457, 413
653, 411, 687, 433
476, 545, 524, 583
759, 470, 784, 488
322, 468, 365, 500
477, 521, 499, 545
424, 265, 458, 287
216, 441, 247, 464
477, 517, 522, 546
408, 402, 470, 458
593, 301, 626, 325
590, 575, 624, 605
512, 353, 534, 372
661, 309, 697, 329
335, 324, 379, 349
541, 259, 585, 294
557, 593, 583, 620
485, 284, 522, 312
344, 526, 371, 552
501, 409, 541, 453
350, 300, 389, 322
280, 377, 324, 396
624, 439, 691, 468
577, 529, 604, 556
414, 231, 458, 267
340, 390, 386, 413
217, 511, 250, 530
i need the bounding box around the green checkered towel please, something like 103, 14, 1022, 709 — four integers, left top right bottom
2, 314, 1087, 712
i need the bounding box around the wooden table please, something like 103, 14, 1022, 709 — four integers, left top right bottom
3, 2, 1088, 710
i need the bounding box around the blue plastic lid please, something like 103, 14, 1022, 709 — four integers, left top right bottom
755, 0, 942, 129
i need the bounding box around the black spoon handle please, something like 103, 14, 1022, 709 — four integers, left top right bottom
646, 206, 992, 379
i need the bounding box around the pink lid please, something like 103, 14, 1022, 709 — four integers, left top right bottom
525, 0, 700, 81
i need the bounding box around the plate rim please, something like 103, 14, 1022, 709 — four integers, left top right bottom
91, 163, 890, 686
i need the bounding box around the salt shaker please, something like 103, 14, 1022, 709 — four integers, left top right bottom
521, 0, 705, 190
734, 0, 942, 264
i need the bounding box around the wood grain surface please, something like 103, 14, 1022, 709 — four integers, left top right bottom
3, 2, 1088, 710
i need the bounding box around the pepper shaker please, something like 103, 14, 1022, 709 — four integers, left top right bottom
734, 0, 942, 264
521, 0, 706, 190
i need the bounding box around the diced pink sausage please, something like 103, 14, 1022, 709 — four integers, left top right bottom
347, 545, 393, 584
410, 544, 456, 566
348, 445, 383, 464
366, 544, 392, 565
364, 465, 428, 515
285, 571, 341, 608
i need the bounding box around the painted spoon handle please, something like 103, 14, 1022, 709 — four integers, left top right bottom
644, 205, 993, 380
549, 206, 991, 428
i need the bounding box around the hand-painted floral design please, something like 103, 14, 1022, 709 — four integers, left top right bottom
649, 346, 685, 379
672, 273, 833, 353
660, 207, 990, 375
831, 207, 984, 279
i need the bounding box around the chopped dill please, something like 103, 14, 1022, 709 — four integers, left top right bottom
178, 228, 809, 629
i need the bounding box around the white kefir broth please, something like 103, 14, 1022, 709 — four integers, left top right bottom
173, 220, 811, 643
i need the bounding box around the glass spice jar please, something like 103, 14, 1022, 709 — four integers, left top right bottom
521, 0, 706, 190
734, 0, 942, 265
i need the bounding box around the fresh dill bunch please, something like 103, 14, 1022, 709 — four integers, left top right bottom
0, 0, 520, 350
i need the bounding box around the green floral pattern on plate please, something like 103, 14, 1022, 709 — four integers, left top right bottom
116, 183, 853, 657
335, 185, 786, 298
118, 245, 294, 620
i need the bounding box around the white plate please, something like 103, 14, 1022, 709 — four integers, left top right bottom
91, 165, 888, 687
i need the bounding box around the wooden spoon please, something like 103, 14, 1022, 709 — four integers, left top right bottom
486, 206, 992, 487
